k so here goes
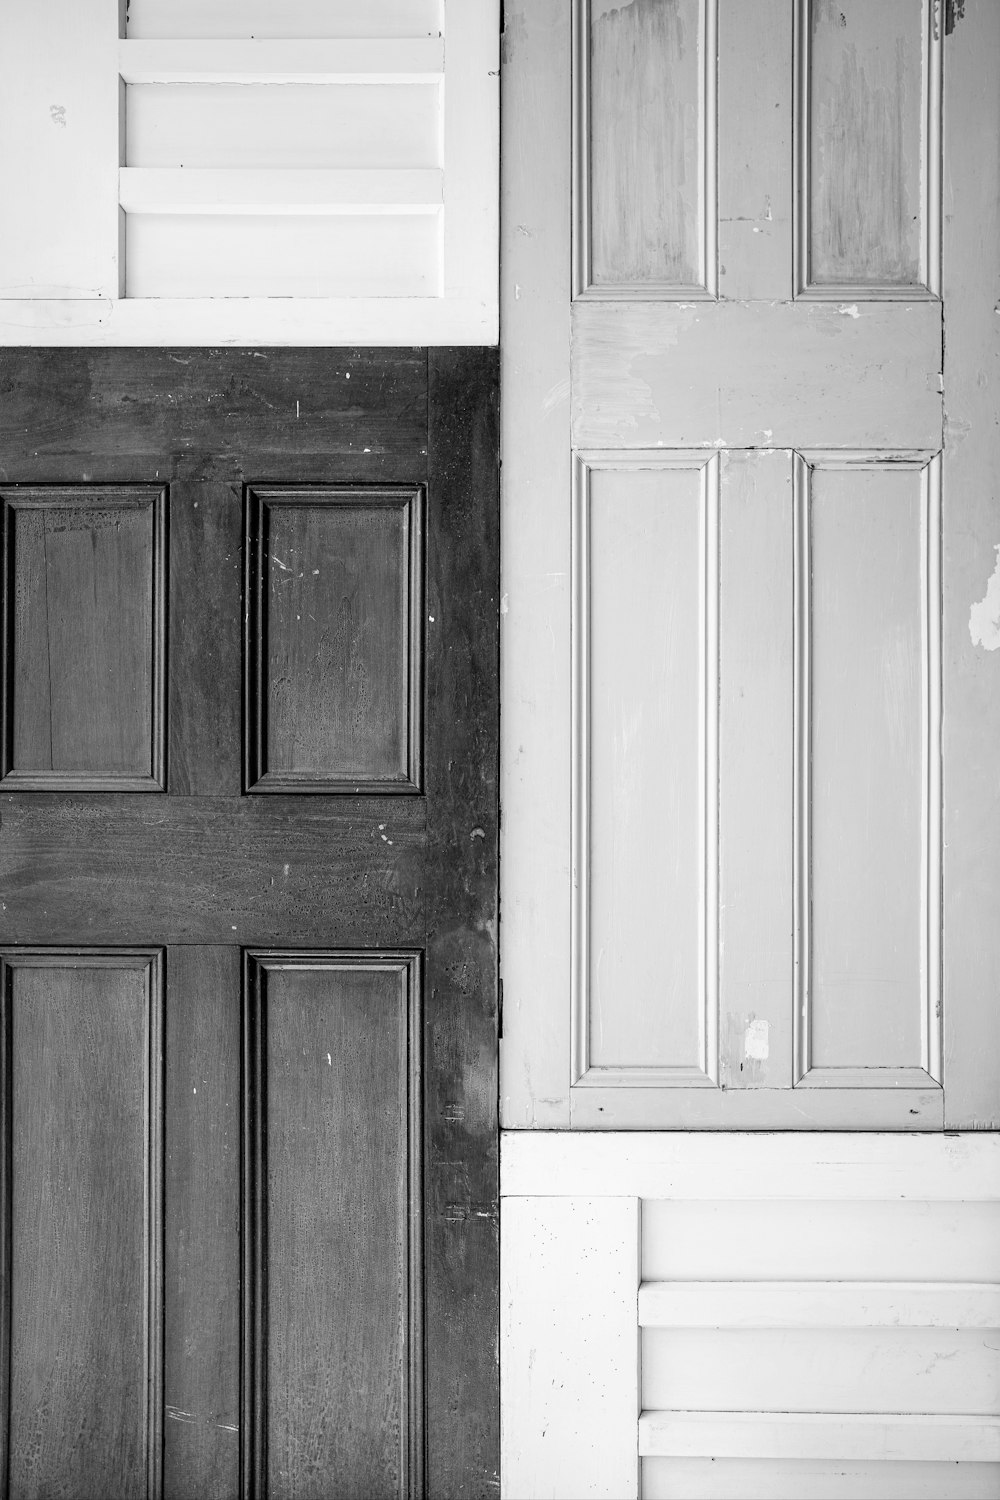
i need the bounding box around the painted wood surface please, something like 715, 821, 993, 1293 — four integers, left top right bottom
642, 1457, 1000, 1500
585, 0, 707, 292
502, 1131, 1000, 1201
501, 1132, 1000, 1500
0, 0, 497, 343
803, 0, 933, 293
0, 349, 500, 1497
580, 458, 709, 1080
941, 0, 1000, 1127
500, 1197, 638, 1500
499, 0, 573, 1128
571, 301, 942, 451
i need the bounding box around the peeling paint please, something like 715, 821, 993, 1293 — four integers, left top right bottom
945, 0, 966, 36
969, 544, 1000, 651
745, 1016, 770, 1061
838, 304, 861, 319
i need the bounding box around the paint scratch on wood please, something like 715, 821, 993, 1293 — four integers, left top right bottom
969, 544, 1000, 650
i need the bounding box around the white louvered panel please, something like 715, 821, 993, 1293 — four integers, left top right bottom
0, 0, 496, 342
638, 1187, 1000, 1499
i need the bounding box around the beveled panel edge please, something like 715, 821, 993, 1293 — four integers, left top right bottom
240, 949, 424, 1500
571, 0, 718, 301
570, 452, 719, 1091
243, 486, 425, 797
0, 485, 168, 792
793, 0, 942, 300
0, 946, 165, 1500
791, 452, 943, 1090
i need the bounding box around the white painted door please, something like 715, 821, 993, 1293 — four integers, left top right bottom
501, 0, 1000, 1131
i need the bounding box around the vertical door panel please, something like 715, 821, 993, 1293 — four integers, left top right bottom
245, 953, 420, 1500
1, 951, 163, 1500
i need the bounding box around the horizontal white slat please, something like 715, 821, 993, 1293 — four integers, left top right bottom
639, 1281, 1000, 1330
118, 38, 445, 84
641, 1327, 1000, 1416
641, 1456, 1000, 1500
0, 295, 497, 345
501, 1132, 1000, 1200
119, 168, 443, 216
641, 1199, 1000, 1282
126, 0, 443, 40
639, 1411, 1000, 1463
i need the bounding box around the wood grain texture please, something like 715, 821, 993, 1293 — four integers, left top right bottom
572, 300, 943, 450
168, 483, 243, 796
0, 795, 425, 947
805, 0, 928, 290
1, 950, 162, 1500
0, 349, 427, 484
1, 487, 165, 789
246, 488, 422, 793
163, 946, 241, 1500
424, 349, 499, 1497
941, 0, 1000, 1127
245, 954, 420, 1500
587, 0, 705, 290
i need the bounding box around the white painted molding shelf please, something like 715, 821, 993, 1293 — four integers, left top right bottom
0, 0, 498, 344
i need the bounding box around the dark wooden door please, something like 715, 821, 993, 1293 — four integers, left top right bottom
0, 348, 499, 1500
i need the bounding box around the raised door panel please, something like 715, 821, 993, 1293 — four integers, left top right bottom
579, 0, 715, 296
246, 487, 423, 793
1, 487, 166, 790
798, 0, 939, 296
574, 456, 717, 1087
0, 950, 163, 1500
244, 952, 421, 1500
498, 0, 1000, 1131
799, 457, 941, 1090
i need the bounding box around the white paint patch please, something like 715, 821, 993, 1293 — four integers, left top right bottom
969, 544, 1000, 650
500, 592, 509, 615
745, 1017, 770, 1061
838, 304, 861, 318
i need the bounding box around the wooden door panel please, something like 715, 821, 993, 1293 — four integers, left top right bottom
502, 0, 1000, 1130
1, 487, 167, 790
800, 0, 937, 296
163, 945, 241, 1500
0, 347, 500, 1498
245, 953, 420, 1500
168, 481, 243, 798
0, 950, 163, 1500
246, 487, 423, 793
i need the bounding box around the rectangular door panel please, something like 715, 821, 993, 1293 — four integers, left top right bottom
798, 455, 941, 1089
246, 487, 423, 793
244, 952, 420, 1500
1, 487, 166, 790
799, 0, 939, 296
575, 455, 716, 1087
0, 949, 163, 1500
